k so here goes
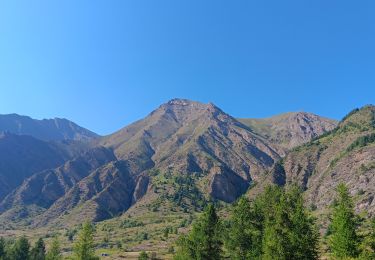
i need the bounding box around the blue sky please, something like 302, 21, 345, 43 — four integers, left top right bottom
0, 1, 374, 135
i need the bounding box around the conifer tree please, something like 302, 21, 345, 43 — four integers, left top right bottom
174, 204, 222, 260
261, 186, 289, 260
225, 197, 262, 259
261, 185, 319, 260
285, 186, 319, 260
138, 251, 149, 260
0, 237, 5, 259
73, 222, 98, 260
11, 236, 30, 260
30, 238, 46, 260
329, 183, 359, 258
46, 236, 62, 260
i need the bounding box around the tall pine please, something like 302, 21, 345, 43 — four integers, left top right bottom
73, 222, 98, 260
329, 183, 359, 258
46, 236, 62, 260
174, 204, 222, 260
225, 197, 263, 259
261, 185, 319, 260
11, 236, 30, 260
30, 238, 46, 260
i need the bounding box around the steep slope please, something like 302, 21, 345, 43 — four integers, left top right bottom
0, 132, 76, 200
0, 147, 116, 213
100, 99, 281, 203
0, 114, 99, 141
238, 112, 337, 153
277, 105, 375, 215
34, 161, 149, 226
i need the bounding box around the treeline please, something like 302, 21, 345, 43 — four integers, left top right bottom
0, 222, 98, 260
174, 184, 375, 259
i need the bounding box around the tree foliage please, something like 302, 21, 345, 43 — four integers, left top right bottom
46, 236, 62, 260
73, 222, 98, 260
30, 238, 46, 260
174, 204, 222, 260
328, 183, 359, 258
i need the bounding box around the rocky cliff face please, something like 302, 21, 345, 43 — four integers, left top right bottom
0, 99, 339, 227
100, 99, 281, 203
239, 112, 337, 155
276, 105, 375, 215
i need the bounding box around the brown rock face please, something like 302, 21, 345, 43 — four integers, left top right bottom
0, 147, 116, 212
0, 99, 338, 227
100, 99, 281, 203
279, 105, 375, 215
238, 112, 337, 155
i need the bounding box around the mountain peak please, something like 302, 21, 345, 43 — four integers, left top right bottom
0, 113, 99, 141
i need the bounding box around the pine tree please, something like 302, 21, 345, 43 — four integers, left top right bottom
138, 251, 149, 260
11, 236, 30, 260
174, 204, 222, 260
46, 236, 62, 260
285, 186, 319, 260
261, 186, 289, 260
225, 197, 262, 259
329, 183, 359, 258
359, 217, 375, 259
261, 185, 319, 260
0, 237, 5, 259
30, 238, 46, 260
73, 222, 98, 260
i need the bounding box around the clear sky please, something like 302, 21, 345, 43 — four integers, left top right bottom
0, 1, 374, 135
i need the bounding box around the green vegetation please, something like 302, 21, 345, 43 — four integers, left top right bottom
73, 222, 98, 260
174, 204, 222, 260
45, 236, 62, 260
175, 186, 318, 259
347, 133, 375, 152
138, 251, 149, 260
30, 238, 46, 260
328, 184, 360, 258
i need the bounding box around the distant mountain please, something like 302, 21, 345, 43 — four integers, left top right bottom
0, 133, 74, 200
271, 105, 375, 215
238, 112, 337, 154
0, 114, 99, 141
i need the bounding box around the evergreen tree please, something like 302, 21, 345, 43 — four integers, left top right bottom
174, 204, 222, 260
138, 251, 149, 260
73, 222, 98, 260
0, 237, 5, 259
225, 197, 262, 259
328, 183, 359, 258
261, 186, 289, 260
11, 236, 30, 260
46, 237, 62, 260
359, 217, 375, 259
261, 185, 319, 260
30, 238, 46, 260
285, 186, 319, 260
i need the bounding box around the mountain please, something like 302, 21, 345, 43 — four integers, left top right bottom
0, 99, 339, 228
0, 114, 99, 141
238, 112, 337, 154
0, 132, 76, 201
272, 105, 375, 215
99, 99, 281, 203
